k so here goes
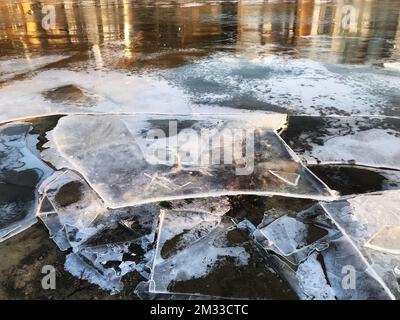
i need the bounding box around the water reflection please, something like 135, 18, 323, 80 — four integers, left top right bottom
0, 0, 399, 64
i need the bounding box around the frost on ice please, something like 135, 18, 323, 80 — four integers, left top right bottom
0, 122, 53, 242
41, 113, 333, 208
163, 53, 400, 116
0, 55, 69, 82
281, 116, 400, 170
0, 69, 193, 123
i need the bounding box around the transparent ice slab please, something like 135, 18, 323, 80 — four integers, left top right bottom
42, 113, 333, 208
255, 215, 330, 265
37, 169, 239, 293
149, 210, 297, 299
149, 210, 230, 294
322, 191, 400, 299
0, 122, 53, 242
365, 226, 400, 255
282, 116, 400, 170
253, 201, 339, 266
37, 170, 107, 250
321, 236, 392, 300
246, 196, 391, 299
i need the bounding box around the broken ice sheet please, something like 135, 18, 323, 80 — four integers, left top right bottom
255, 214, 331, 265
281, 116, 400, 170
39, 170, 236, 293
61, 199, 162, 294
42, 113, 333, 208
65, 239, 151, 294
150, 210, 296, 299
246, 197, 391, 299
296, 252, 335, 300
321, 236, 393, 300
37, 170, 106, 250
322, 191, 400, 299
0, 122, 53, 242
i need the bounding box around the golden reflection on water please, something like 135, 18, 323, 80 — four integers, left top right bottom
0, 0, 399, 64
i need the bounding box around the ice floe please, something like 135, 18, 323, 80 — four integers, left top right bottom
149, 210, 297, 299
41, 113, 333, 208
0, 122, 53, 242
296, 252, 335, 300
307, 165, 400, 196
241, 196, 392, 300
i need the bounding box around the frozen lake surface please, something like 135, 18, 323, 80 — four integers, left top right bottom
0, 0, 400, 300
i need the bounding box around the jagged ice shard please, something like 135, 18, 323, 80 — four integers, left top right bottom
0, 122, 53, 241
322, 191, 400, 299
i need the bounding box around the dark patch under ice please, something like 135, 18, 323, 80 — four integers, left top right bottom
0, 122, 53, 242
281, 116, 400, 170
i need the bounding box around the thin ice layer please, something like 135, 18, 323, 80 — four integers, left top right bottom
258, 216, 308, 256
281, 116, 400, 170
0, 122, 53, 241
163, 53, 399, 116
37, 170, 107, 250
250, 198, 391, 299
0, 69, 193, 123
149, 211, 295, 298
296, 252, 335, 300
322, 191, 400, 299
0, 55, 69, 82
150, 209, 227, 293
43, 113, 333, 208
365, 226, 400, 255
37, 169, 237, 293
38, 169, 160, 292
64, 197, 232, 294
321, 236, 392, 300
254, 202, 337, 266
150, 211, 247, 294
